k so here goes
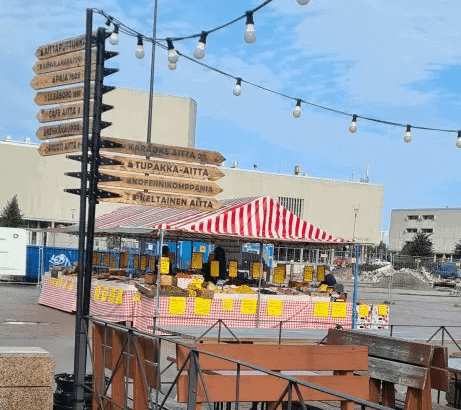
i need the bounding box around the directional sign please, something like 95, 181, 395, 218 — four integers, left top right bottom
32, 48, 96, 75
99, 154, 225, 181
98, 170, 223, 197
99, 137, 225, 165
98, 188, 221, 211
30, 65, 96, 90
35, 33, 95, 60
36, 101, 92, 123
39, 137, 83, 156
36, 119, 92, 140
34, 84, 93, 106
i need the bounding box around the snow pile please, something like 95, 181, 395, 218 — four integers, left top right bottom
359, 266, 437, 290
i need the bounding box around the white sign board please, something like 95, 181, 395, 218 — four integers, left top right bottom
0, 228, 27, 277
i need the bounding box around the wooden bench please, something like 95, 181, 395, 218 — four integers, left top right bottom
175, 343, 370, 410
327, 329, 450, 410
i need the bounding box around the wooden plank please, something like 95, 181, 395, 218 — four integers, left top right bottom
369, 378, 381, 403
430, 367, 450, 391
35, 33, 95, 60
38, 137, 82, 156
99, 137, 225, 165
30, 65, 95, 90
99, 154, 225, 181
98, 188, 221, 211
327, 329, 433, 367
34, 84, 94, 106
382, 381, 395, 408
33, 48, 95, 75
368, 356, 428, 389
176, 345, 368, 372
111, 329, 126, 408
98, 170, 223, 197
176, 374, 369, 403
431, 345, 448, 369
36, 119, 92, 140
36, 101, 92, 123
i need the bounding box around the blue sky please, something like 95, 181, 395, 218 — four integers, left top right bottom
2, 0, 461, 238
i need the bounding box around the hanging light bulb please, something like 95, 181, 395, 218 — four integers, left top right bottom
456, 131, 461, 148
166, 39, 179, 63
244, 11, 256, 44
293, 99, 302, 118
135, 35, 145, 59
349, 114, 357, 133
404, 125, 412, 143
168, 61, 177, 71
296, 0, 311, 4
105, 17, 112, 26
109, 24, 119, 45
194, 31, 208, 59
233, 78, 242, 96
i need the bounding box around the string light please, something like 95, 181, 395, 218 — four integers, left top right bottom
135, 35, 144, 59
244, 11, 256, 44
109, 25, 119, 45
349, 114, 357, 133
168, 61, 177, 71
233, 78, 242, 96
296, 0, 311, 4
456, 131, 461, 148
104, 17, 112, 26
404, 125, 412, 143
293, 99, 302, 118
194, 32, 208, 59
166, 39, 179, 63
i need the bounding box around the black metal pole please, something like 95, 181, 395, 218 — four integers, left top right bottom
72, 8, 93, 409
146, 0, 158, 143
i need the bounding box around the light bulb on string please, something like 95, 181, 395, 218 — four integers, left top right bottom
244, 11, 256, 44
293, 99, 302, 118
166, 38, 179, 63
349, 114, 357, 133
168, 61, 177, 71
194, 31, 208, 59
109, 24, 119, 45
105, 17, 112, 26
233, 78, 242, 96
135, 35, 145, 59
404, 125, 412, 143
456, 131, 461, 148
296, 0, 311, 4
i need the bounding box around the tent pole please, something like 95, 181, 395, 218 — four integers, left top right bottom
256, 242, 263, 328
154, 229, 165, 333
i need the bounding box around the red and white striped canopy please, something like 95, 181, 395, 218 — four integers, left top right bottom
95, 196, 346, 244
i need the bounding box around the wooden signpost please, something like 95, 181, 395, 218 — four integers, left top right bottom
36, 119, 92, 140
99, 137, 225, 165
99, 154, 225, 181
33, 48, 96, 75
36, 101, 92, 123
35, 33, 95, 60
98, 188, 220, 211
30, 65, 96, 90
98, 170, 223, 197
34, 84, 94, 106
38, 137, 83, 156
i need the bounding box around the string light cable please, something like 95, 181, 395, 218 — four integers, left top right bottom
96, 7, 461, 146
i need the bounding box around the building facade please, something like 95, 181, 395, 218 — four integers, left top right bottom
389, 208, 461, 255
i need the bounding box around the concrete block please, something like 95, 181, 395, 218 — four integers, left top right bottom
0, 387, 53, 410
0, 347, 54, 387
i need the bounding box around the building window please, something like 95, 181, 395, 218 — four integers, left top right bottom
407, 215, 419, 220
421, 228, 433, 234
406, 228, 417, 233
278, 197, 304, 218
422, 215, 434, 220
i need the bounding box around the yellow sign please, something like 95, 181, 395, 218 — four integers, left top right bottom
119, 252, 129, 268
241, 299, 257, 314
331, 302, 347, 318
93, 286, 101, 301
132, 292, 141, 302
103, 253, 110, 267
378, 304, 388, 316
133, 255, 139, 270
314, 302, 330, 317
62, 280, 68, 290
110, 255, 117, 269
221, 298, 233, 312
100, 287, 109, 302
358, 304, 369, 318
273, 266, 285, 284
140, 255, 148, 271
200, 246, 206, 253
149, 256, 156, 272
210, 260, 220, 277
251, 261, 262, 279
320, 284, 328, 292
303, 266, 314, 282
194, 297, 212, 316
115, 289, 124, 305
228, 260, 238, 278
56, 278, 63, 288
160, 257, 170, 274
168, 297, 186, 315
267, 300, 283, 316
317, 265, 325, 282
67, 281, 74, 291
191, 252, 203, 270
92, 253, 98, 265
109, 288, 117, 304
50, 277, 56, 287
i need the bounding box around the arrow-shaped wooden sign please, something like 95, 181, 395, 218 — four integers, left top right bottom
38, 137, 83, 156
30, 65, 96, 90
99, 137, 225, 165
98, 188, 221, 211
36, 119, 92, 140
98, 170, 223, 197
36, 102, 112, 123
32, 48, 96, 75
99, 154, 225, 181
35, 33, 95, 60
